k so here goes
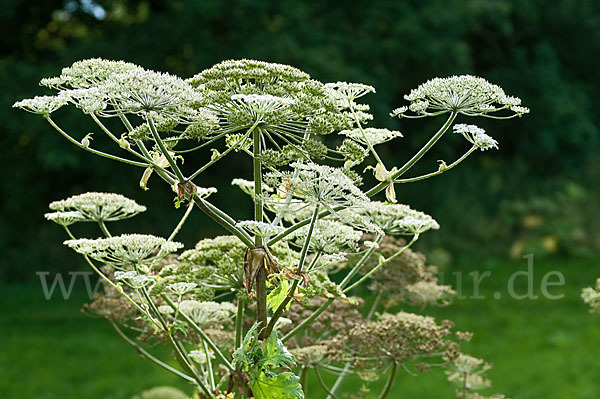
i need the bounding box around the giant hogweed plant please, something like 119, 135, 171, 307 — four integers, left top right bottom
16, 58, 527, 399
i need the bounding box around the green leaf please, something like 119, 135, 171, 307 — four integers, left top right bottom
267, 277, 291, 313
249, 371, 304, 399
260, 331, 295, 369
232, 322, 261, 370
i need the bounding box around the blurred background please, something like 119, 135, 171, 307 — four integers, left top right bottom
1, 1, 599, 398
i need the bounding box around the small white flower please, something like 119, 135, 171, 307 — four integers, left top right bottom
13, 94, 68, 115
64, 234, 183, 266
453, 124, 499, 151
392, 75, 529, 118
49, 192, 146, 222
189, 349, 215, 364
340, 128, 403, 145
167, 282, 198, 296
289, 220, 362, 254
44, 211, 85, 226
325, 82, 375, 101
236, 221, 285, 238
178, 300, 236, 326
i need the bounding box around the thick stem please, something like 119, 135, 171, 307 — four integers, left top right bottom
252, 127, 268, 339
235, 298, 245, 349
192, 195, 255, 248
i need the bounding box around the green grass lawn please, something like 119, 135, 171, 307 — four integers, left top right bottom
1, 256, 599, 399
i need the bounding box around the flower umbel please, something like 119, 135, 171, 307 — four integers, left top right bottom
391, 75, 529, 119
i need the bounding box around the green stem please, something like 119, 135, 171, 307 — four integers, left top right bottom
162, 294, 234, 371
264, 203, 320, 338
299, 367, 309, 396
235, 298, 245, 349
192, 195, 255, 248
343, 234, 419, 293
339, 235, 384, 289
147, 117, 186, 183
46, 116, 148, 167
109, 320, 196, 384
378, 362, 398, 399
202, 340, 216, 390
348, 101, 384, 166
283, 236, 382, 342
315, 366, 341, 399
366, 112, 457, 197
98, 220, 112, 237
253, 127, 269, 339
327, 290, 384, 399
394, 146, 476, 184
168, 201, 194, 242
187, 132, 251, 181
282, 298, 332, 343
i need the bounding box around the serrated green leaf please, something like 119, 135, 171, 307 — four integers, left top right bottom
232, 322, 261, 370
249, 371, 304, 399
267, 278, 291, 313
260, 331, 295, 369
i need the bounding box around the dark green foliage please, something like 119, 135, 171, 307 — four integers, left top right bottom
2, 0, 598, 280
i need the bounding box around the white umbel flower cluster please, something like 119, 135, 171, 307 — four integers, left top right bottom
288, 220, 362, 254
13, 94, 69, 115
340, 127, 403, 146
177, 300, 237, 326
64, 234, 183, 266
24, 59, 217, 132
391, 75, 529, 118
582, 278, 600, 315
236, 221, 285, 238
44, 211, 86, 226
453, 124, 499, 151
166, 282, 198, 296
325, 82, 376, 101
355, 201, 440, 236
114, 270, 154, 288
189, 349, 215, 364
265, 162, 368, 208
230, 94, 295, 114
49, 192, 146, 222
